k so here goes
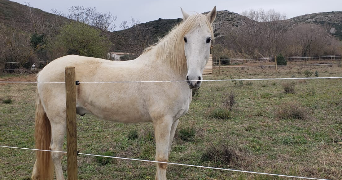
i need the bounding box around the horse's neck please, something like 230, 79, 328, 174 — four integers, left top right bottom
142, 25, 187, 77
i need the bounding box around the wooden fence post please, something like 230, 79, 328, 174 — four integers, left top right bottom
65, 67, 78, 180
275, 56, 277, 70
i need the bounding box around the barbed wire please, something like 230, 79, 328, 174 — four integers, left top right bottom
0, 145, 329, 180
0, 76, 341, 84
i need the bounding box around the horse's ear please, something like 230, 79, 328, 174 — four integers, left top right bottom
207, 6, 217, 24
181, 8, 189, 20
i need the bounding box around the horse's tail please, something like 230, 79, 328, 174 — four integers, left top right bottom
32, 90, 54, 180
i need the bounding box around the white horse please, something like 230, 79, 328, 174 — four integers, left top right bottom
32, 7, 216, 180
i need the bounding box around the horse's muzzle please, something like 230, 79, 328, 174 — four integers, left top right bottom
186, 76, 202, 89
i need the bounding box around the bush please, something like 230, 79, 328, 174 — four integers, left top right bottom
314, 71, 319, 77
304, 70, 313, 78
276, 54, 287, 65
49, 22, 111, 59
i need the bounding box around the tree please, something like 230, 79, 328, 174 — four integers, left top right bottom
48, 22, 111, 59
276, 54, 287, 65
0, 23, 35, 70
284, 24, 341, 57
240, 9, 289, 58
66, 6, 117, 32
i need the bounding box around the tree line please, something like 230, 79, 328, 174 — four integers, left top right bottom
1, 6, 341, 72
214, 9, 342, 60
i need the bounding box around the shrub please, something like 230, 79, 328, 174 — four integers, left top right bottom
314, 71, 319, 77
49, 22, 111, 59
304, 70, 313, 78
276, 54, 287, 65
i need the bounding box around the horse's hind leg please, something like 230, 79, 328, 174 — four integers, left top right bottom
50, 120, 66, 180
168, 119, 179, 153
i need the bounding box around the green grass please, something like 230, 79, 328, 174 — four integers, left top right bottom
1, 64, 342, 179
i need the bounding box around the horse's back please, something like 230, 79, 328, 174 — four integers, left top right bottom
38, 55, 104, 82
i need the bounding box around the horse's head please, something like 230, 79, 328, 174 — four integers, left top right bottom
182, 6, 216, 89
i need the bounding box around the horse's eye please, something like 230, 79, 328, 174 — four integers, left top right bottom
184, 37, 187, 43
206, 37, 211, 43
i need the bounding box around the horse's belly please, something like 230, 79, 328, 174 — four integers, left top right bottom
81, 103, 152, 123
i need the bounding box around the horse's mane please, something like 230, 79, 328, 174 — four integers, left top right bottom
141, 13, 214, 74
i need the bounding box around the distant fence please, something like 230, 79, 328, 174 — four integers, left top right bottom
213, 55, 342, 66
2, 61, 48, 73
1, 55, 341, 74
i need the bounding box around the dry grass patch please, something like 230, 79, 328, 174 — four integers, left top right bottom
275, 101, 309, 120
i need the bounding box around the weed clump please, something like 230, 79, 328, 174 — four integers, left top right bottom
200, 144, 244, 167
209, 108, 231, 119
209, 91, 236, 120
178, 127, 196, 142
224, 91, 236, 111
128, 130, 138, 140
282, 82, 295, 94
275, 102, 308, 120
2, 97, 12, 104
304, 70, 313, 77
95, 151, 116, 165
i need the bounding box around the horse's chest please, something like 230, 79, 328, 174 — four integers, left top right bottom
174, 93, 191, 120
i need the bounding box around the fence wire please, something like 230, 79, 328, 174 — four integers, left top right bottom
1, 76, 340, 179
0, 145, 329, 180
0, 76, 342, 84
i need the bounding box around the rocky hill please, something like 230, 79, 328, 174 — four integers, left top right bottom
289, 11, 342, 40
112, 10, 342, 53
0, 0, 69, 33
1, 0, 341, 56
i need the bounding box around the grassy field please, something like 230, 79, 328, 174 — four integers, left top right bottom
0, 64, 341, 180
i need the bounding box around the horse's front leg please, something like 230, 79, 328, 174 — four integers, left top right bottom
153, 116, 173, 180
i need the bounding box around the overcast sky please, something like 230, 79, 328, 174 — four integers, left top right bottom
10, 0, 342, 30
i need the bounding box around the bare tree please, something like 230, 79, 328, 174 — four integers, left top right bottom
284, 23, 341, 57
66, 6, 117, 31
240, 9, 289, 58
242, 9, 286, 22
